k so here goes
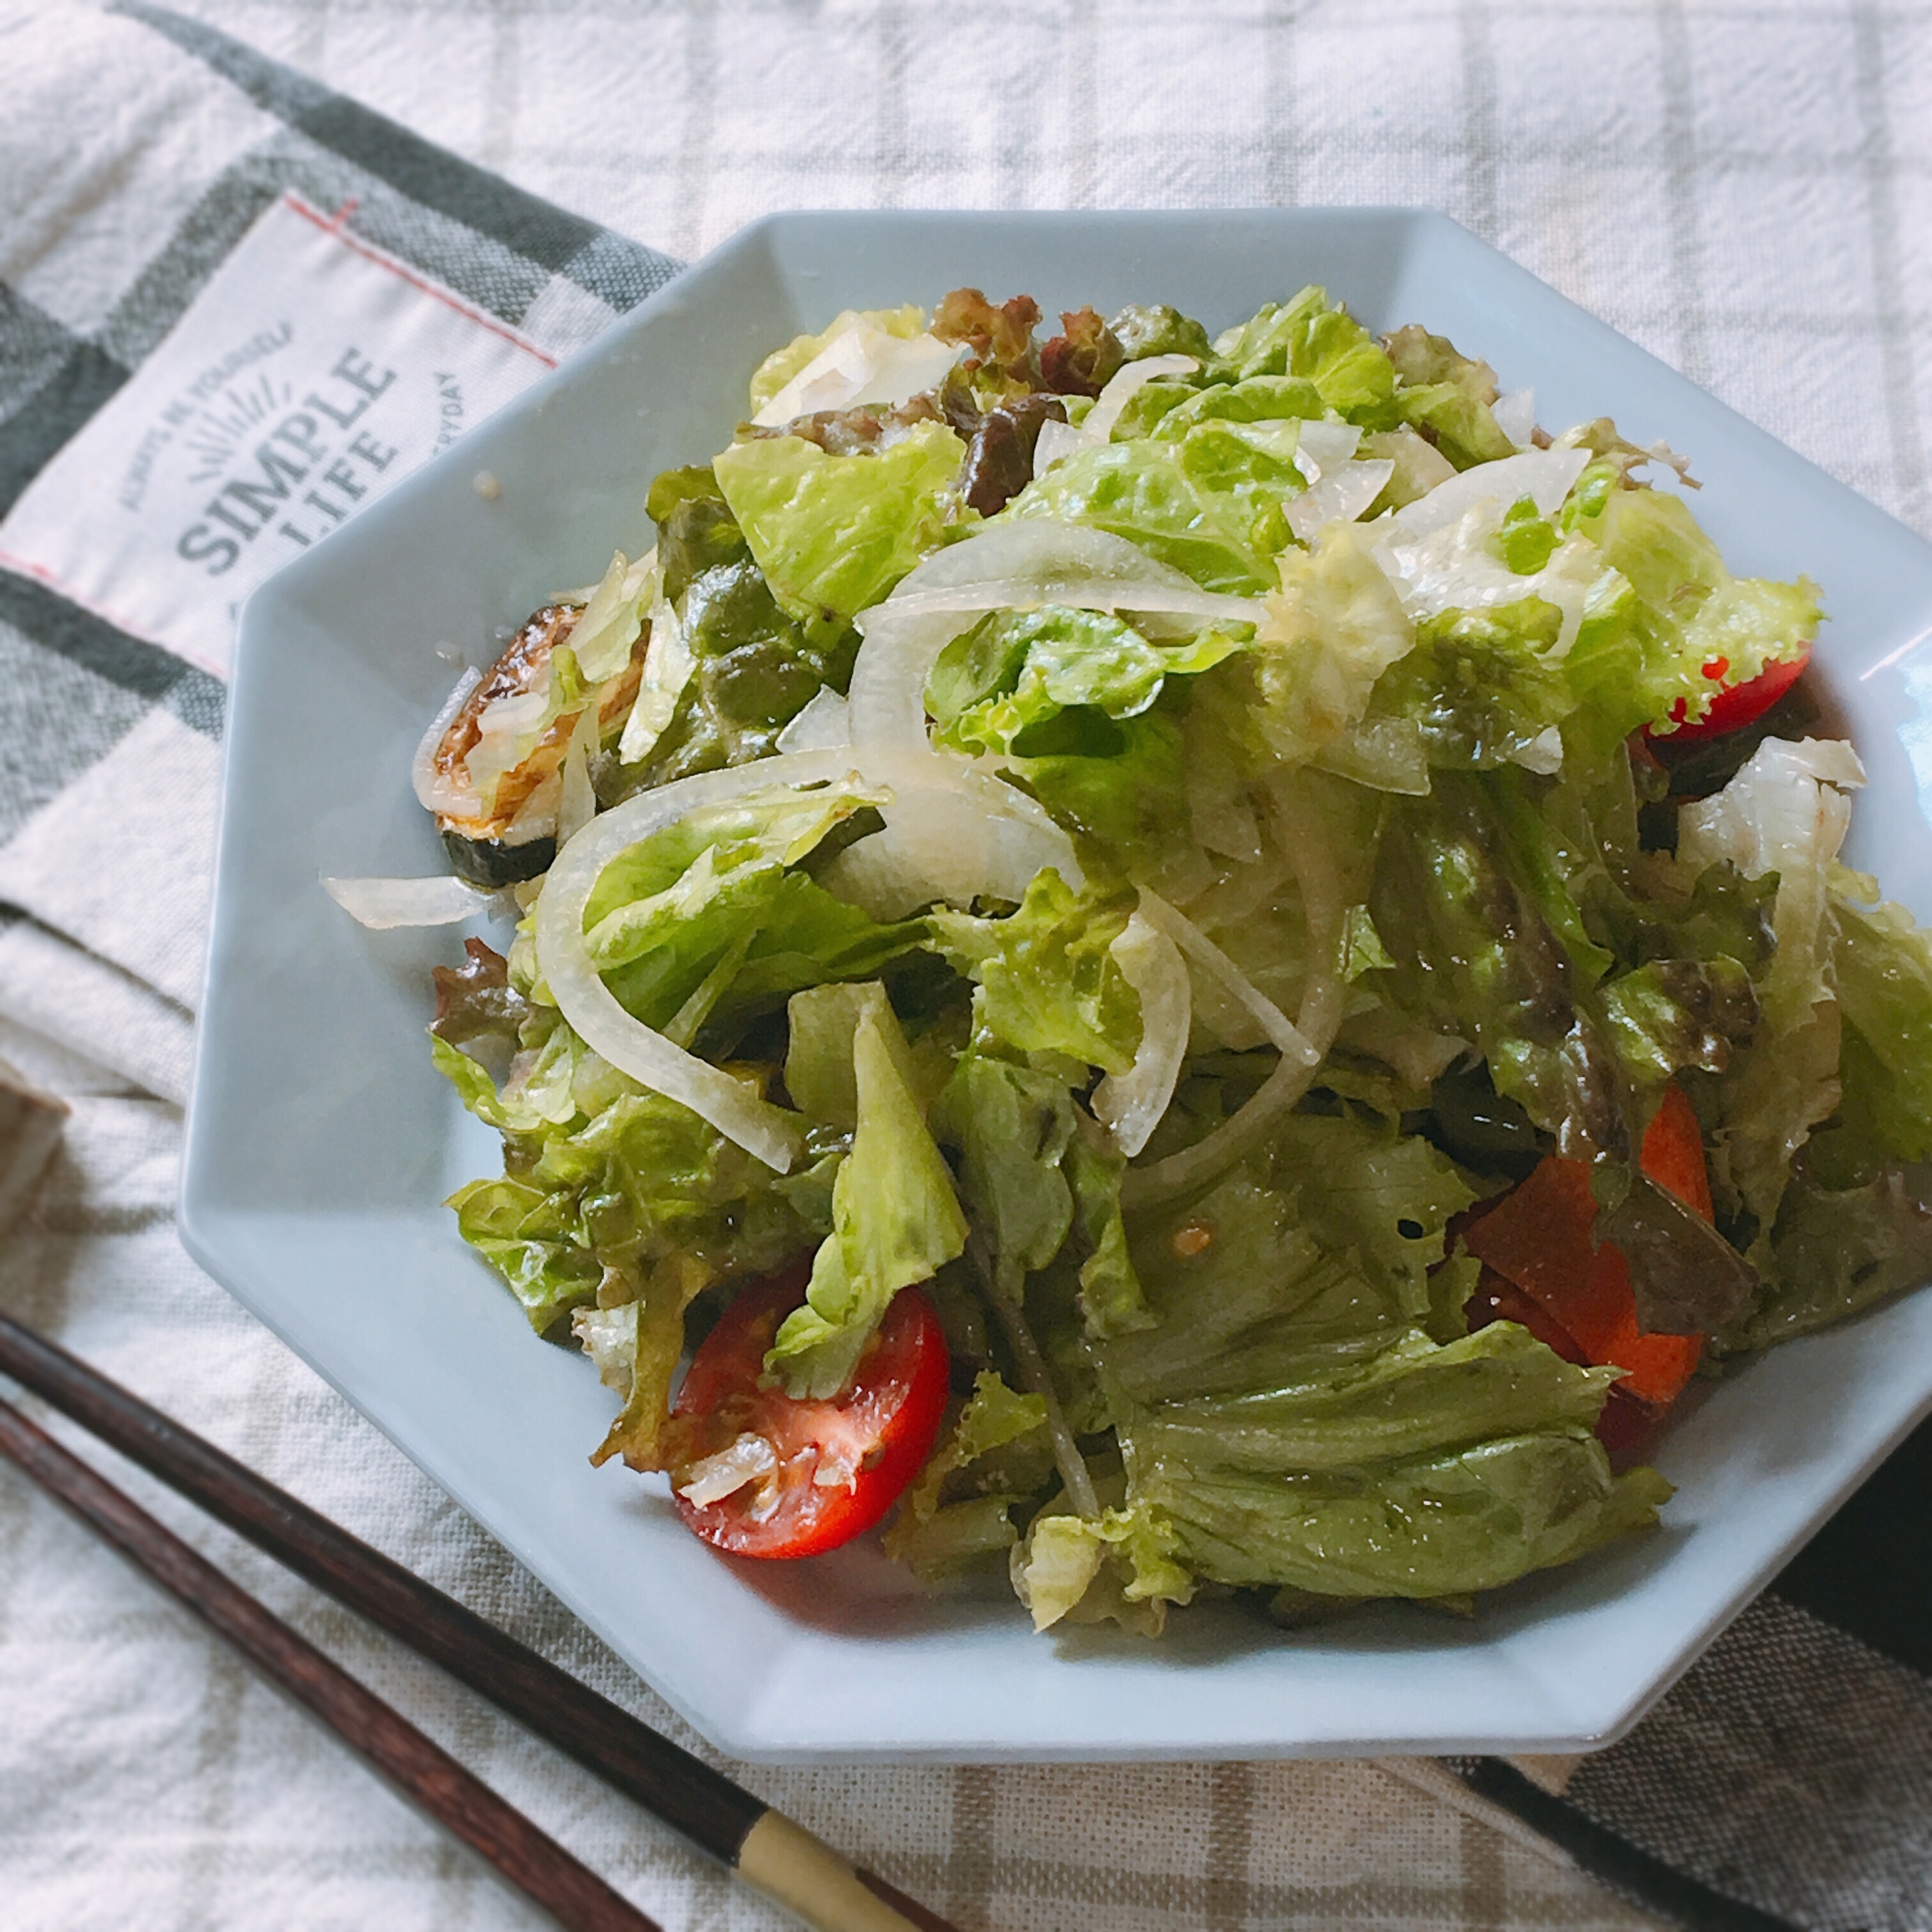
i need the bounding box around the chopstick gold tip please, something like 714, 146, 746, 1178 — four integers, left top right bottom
738, 1810, 950, 1932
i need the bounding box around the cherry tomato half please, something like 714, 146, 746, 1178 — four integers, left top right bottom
667, 1278, 950, 1559
1650, 641, 1811, 745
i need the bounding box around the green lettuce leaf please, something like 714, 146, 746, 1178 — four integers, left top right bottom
930, 1051, 1077, 1295
1127, 1406, 1666, 1600
713, 419, 965, 645
925, 606, 1242, 757
1010, 1499, 1197, 1633
1562, 485, 1819, 742
883, 1370, 1055, 1579
926, 869, 1142, 1072
1147, 375, 1326, 440
1599, 957, 1759, 1087
1065, 1115, 1153, 1336
446, 1175, 604, 1334
767, 988, 969, 1398
1123, 1324, 1618, 1478
1210, 288, 1399, 421
783, 980, 932, 1129
1830, 895, 1932, 1162
1002, 440, 1276, 594
1101, 1112, 1478, 1406
1384, 324, 1517, 469
1365, 598, 1573, 773
1724, 1163, 1932, 1350
571, 780, 922, 1042
1008, 711, 1195, 885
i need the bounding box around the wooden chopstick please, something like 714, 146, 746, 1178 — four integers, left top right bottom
0, 1312, 956, 1932
0, 1393, 660, 1932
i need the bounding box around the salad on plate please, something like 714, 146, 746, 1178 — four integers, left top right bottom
329, 285, 1932, 1635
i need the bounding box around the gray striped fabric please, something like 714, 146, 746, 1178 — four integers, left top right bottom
0, 5, 1925, 1929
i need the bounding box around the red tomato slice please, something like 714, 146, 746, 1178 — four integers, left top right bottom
666, 1277, 950, 1560
1649, 641, 1810, 745
1463, 1083, 1715, 1411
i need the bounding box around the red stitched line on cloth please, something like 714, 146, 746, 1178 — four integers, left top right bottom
280, 191, 557, 368
0, 551, 213, 672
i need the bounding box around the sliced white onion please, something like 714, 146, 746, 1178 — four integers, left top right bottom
1091, 913, 1190, 1155
861, 746, 1084, 903
411, 666, 484, 818
751, 323, 961, 427
1122, 807, 1345, 1205
848, 521, 1259, 753
1392, 445, 1589, 539
535, 749, 858, 1171
1492, 387, 1536, 449
816, 830, 937, 922
1030, 415, 1093, 475
1286, 459, 1395, 543
676, 1431, 778, 1505
775, 685, 852, 753
815, 743, 1083, 917
1374, 511, 1603, 648
322, 874, 491, 929
1080, 353, 1200, 442
1135, 892, 1317, 1065
1292, 419, 1362, 480
1511, 724, 1566, 776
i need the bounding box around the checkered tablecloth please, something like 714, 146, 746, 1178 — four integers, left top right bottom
0, 5, 1927, 1929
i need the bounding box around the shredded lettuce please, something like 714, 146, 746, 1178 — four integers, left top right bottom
767, 987, 968, 1398
749, 305, 927, 413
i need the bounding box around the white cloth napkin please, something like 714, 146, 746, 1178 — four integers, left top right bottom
2, 5, 1928, 1930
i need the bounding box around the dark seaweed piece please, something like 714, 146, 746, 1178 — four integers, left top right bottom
960, 395, 1068, 516
441, 827, 554, 888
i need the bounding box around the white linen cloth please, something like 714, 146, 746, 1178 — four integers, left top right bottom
2, 3, 1929, 1928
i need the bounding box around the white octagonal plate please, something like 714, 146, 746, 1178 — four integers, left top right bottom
182, 210, 1932, 1762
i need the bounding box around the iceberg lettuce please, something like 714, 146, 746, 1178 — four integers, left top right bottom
713, 419, 966, 645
